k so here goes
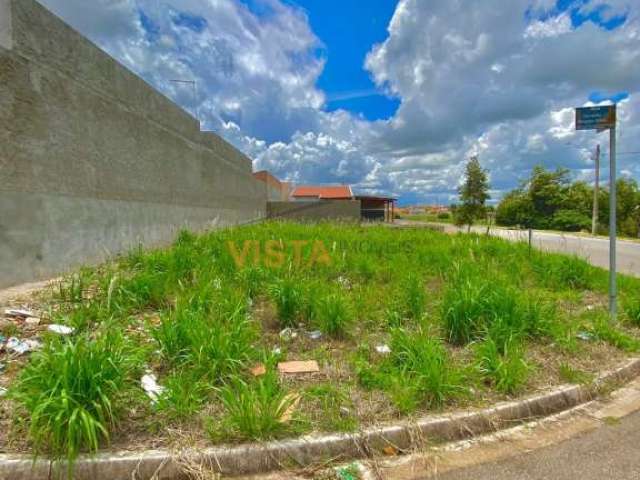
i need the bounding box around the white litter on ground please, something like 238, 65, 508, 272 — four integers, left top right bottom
6, 337, 41, 355
141, 373, 165, 403
47, 324, 75, 335
279, 328, 298, 340
4, 309, 35, 318
375, 344, 391, 354
307, 330, 322, 340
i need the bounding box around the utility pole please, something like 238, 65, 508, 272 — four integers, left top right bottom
592, 144, 600, 235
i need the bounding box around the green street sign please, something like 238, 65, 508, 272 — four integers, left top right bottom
575, 105, 616, 130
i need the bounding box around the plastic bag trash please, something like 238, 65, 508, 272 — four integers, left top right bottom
279, 328, 298, 340
335, 464, 359, 480
0, 387, 6, 397
47, 324, 75, 335
576, 331, 594, 342
4, 309, 35, 318
375, 344, 391, 354
6, 337, 41, 355
141, 373, 165, 403
307, 330, 322, 340
272, 346, 282, 355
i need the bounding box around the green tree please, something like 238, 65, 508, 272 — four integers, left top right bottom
528, 166, 569, 228
454, 156, 490, 231
496, 165, 640, 237
495, 190, 535, 228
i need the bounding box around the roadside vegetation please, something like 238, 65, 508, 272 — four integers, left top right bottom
2, 221, 640, 467
496, 165, 640, 236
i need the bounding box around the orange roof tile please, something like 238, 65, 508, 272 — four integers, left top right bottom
291, 185, 353, 199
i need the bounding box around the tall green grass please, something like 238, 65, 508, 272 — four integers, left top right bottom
269, 277, 304, 327
314, 292, 353, 338
153, 293, 257, 381
11, 219, 640, 467
212, 370, 301, 441
441, 263, 557, 347
356, 327, 465, 412
10, 332, 137, 467
476, 337, 529, 394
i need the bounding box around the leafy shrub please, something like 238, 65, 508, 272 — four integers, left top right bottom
10, 332, 136, 466
550, 210, 591, 232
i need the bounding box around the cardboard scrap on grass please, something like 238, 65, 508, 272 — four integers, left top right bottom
279, 392, 301, 423
250, 363, 266, 377
277, 360, 320, 374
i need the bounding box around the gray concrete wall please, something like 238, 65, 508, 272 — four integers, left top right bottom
0, 0, 11, 50
267, 200, 361, 222
0, 0, 266, 288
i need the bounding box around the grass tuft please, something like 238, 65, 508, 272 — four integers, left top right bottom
476, 337, 529, 394
212, 370, 301, 441
269, 277, 303, 327
314, 292, 353, 338
10, 332, 136, 467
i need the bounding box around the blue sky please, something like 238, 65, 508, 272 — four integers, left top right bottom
290, 0, 400, 120
40, 0, 640, 205
237, 0, 400, 121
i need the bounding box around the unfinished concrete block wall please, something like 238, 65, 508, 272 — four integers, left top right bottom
0, 0, 266, 288
267, 200, 361, 222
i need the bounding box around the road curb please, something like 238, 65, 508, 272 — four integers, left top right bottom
2, 357, 639, 480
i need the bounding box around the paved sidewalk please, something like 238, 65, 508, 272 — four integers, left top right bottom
431, 410, 640, 480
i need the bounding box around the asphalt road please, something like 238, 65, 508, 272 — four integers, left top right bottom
410, 221, 640, 277
432, 410, 640, 480
484, 228, 640, 277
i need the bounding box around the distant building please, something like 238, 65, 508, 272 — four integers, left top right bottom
290, 185, 353, 201
256, 175, 396, 222
252, 170, 291, 201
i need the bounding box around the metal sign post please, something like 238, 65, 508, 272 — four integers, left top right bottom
609, 125, 616, 319
576, 105, 617, 320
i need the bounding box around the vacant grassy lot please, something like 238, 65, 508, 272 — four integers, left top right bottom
2, 221, 640, 466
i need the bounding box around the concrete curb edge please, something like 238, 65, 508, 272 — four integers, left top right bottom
2, 357, 639, 480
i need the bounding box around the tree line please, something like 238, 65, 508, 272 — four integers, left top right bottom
453, 158, 640, 238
